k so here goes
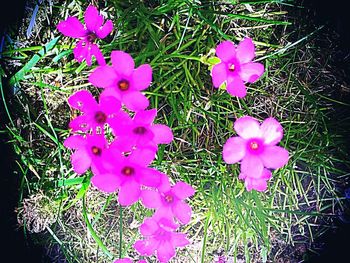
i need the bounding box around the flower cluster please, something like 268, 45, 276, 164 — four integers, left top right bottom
58, 4, 291, 263
210, 39, 289, 192
59, 5, 194, 263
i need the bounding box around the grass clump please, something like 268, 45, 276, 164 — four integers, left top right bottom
1, 0, 350, 262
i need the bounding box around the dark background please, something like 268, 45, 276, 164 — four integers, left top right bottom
1, 0, 350, 262
1, 0, 47, 261
299, 0, 350, 262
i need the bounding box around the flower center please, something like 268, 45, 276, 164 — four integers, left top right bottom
164, 194, 174, 203
122, 166, 135, 176
118, 79, 130, 91
91, 146, 102, 156
87, 32, 97, 42
94, 111, 107, 124
250, 141, 259, 150
228, 63, 235, 72
133, 126, 147, 135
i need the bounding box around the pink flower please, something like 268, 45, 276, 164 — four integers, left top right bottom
222, 116, 289, 192
64, 133, 110, 176
91, 146, 162, 205
68, 90, 123, 133
109, 109, 173, 150
141, 173, 195, 224
57, 5, 113, 66
89, 50, 152, 111
114, 259, 147, 263
211, 38, 264, 98
134, 217, 189, 263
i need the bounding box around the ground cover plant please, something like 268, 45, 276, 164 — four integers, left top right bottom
1, 0, 350, 262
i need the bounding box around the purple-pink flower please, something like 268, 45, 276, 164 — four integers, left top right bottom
141, 173, 195, 224
68, 90, 122, 133
57, 5, 113, 66
91, 146, 162, 206
64, 133, 109, 176
222, 116, 289, 192
109, 109, 173, 150
89, 50, 152, 111
134, 217, 189, 263
211, 38, 264, 98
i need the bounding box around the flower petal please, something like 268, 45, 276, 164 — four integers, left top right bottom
158, 172, 171, 193
118, 180, 141, 206
241, 154, 264, 179
89, 65, 117, 88
260, 146, 289, 169
114, 259, 132, 263
123, 91, 149, 111
260, 117, 283, 145
222, 136, 246, 164
132, 64, 152, 91
84, 5, 103, 32
211, 62, 227, 88
90, 43, 106, 66
140, 218, 159, 236
71, 149, 91, 174
99, 95, 121, 115
134, 109, 157, 125
244, 177, 268, 192
156, 240, 176, 263
153, 206, 172, 222
171, 232, 190, 247
137, 168, 162, 187
173, 201, 192, 224
251, 180, 267, 191
68, 90, 97, 112
57, 17, 86, 38
129, 147, 157, 166
172, 181, 195, 199
150, 124, 174, 144
111, 51, 135, 76
69, 115, 91, 132
141, 189, 162, 209
261, 168, 272, 180
239, 62, 264, 83
134, 239, 158, 256
96, 20, 113, 39
236, 37, 255, 64
64, 135, 85, 149
73, 40, 89, 63
234, 116, 261, 139
91, 173, 120, 193
226, 76, 247, 98
216, 40, 236, 62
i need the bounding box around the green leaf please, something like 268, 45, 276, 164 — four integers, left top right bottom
9, 36, 60, 86
82, 195, 113, 259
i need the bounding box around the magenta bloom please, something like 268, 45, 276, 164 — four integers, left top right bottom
134, 217, 189, 263
91, 146, 162, 206
57, 5, 113, 66
64, 133, 109, 176
109, 109, 173, 150
114, 259, 147, 263
89, 50, 152, 111
211, 38, 264, 98
141, 173, 195, 224
68, 90, 122, 133
222, 116, 289, 192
